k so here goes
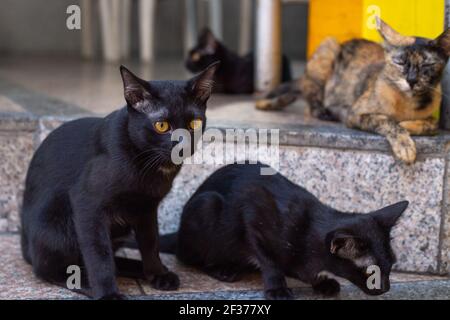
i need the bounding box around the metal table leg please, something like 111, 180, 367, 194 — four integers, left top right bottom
255, 0, 282, 93
209, 0, 223, 40
184, 0, 198, 56
99, 0, 121, 62
120, 0, 132, 59
139, 0, 157, 62
81, 0, 94, 59
239, 0, 253, 55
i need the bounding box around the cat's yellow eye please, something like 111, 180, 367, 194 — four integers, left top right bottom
154, 121, 170, 133
191, 52, 201, 62
189, 119, 203, 130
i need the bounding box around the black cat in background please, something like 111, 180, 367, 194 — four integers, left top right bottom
160, 163, 408, 300
20, 62, 219, 299
185, 28, 292, 94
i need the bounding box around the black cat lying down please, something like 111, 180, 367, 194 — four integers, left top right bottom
20, 62, 219, 299
160, 163, 408, 300
185, 28, 292, 94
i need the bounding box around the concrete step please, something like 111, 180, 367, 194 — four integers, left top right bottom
1, 234, 449, 300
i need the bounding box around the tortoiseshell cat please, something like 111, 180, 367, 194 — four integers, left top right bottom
186, 28, 292, 94
257, 18, 450, 164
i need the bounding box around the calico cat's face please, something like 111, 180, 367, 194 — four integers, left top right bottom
378, 18, 450, 99
186, 28, 221, 73
325, 201, 408, 295
120, 62, 219, 173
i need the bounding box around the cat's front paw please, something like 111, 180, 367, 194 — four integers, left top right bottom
312, 108, 338, 122
264, 287, 294, 300
399, 120, 438, 136
390, 134, 416, 164
149, 271, 180, 291
313, 278, 341, 296
255, 99, 270, 110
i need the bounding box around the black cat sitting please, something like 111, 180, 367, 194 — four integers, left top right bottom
20, 62, 219, 299
185, 28, 292, 94
160, 163, 408, 300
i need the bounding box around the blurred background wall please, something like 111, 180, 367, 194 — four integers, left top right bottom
0, 0, 308, 60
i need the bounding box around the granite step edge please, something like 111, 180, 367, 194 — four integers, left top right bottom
132, 278, 450, 300
31, 278, 450, 300
1, 111, 450, 155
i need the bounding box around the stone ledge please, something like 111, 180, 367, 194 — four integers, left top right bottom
1, 112, 450, 273
134, 279, 450, 300
2, 112, 450, 154
0, 112, 38, 132
158, 146, 446, 273
0, 78, 87, 117
209, 119, 450, 155
1, 235, 449, 300
0, 130, 35, 232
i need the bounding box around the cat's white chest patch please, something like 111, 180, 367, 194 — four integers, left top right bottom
316, 270, 341, 281
352, 255, 376, 268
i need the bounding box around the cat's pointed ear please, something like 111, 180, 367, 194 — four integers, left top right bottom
432, 28, 450, 56
200, 28, 218, 53
188, 61, 220, 103
120, 65, 152, 111
376, 17, 415, 47
327, 230, 366, 259
370, 201, 408, 230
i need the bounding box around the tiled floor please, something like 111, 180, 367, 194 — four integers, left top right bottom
0, 56, 320, 127
0, 234, 142, 299
0, 233, 303, 300
1, 234, 449, 300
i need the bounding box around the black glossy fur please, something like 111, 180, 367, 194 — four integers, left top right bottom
160, 163, 408, 300
20, 63, 219, 299
185, 28, 292, 94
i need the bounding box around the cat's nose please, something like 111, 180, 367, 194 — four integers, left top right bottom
407, 71, 418, 88
407, 78, 418, 88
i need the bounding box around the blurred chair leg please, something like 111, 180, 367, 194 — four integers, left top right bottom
184, 0, 198, 56
239, 0, 253, 55
139, 0, 157, 63
81, 0, 94, 59
208, 0, 223, 40
255, 0, 282, 92
110, 0, 121, 60
120, 0, 132, 59
99, 0, 121, 62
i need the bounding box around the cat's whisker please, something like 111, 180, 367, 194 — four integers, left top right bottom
132, 149, 158, 163
140, 154, 161, 180
146, 155, 162, 173
140, 151, 169, 181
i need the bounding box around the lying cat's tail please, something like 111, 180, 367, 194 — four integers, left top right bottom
255, 80, 300, 111
121, 232, 177, 253
159, 232, 178, 254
